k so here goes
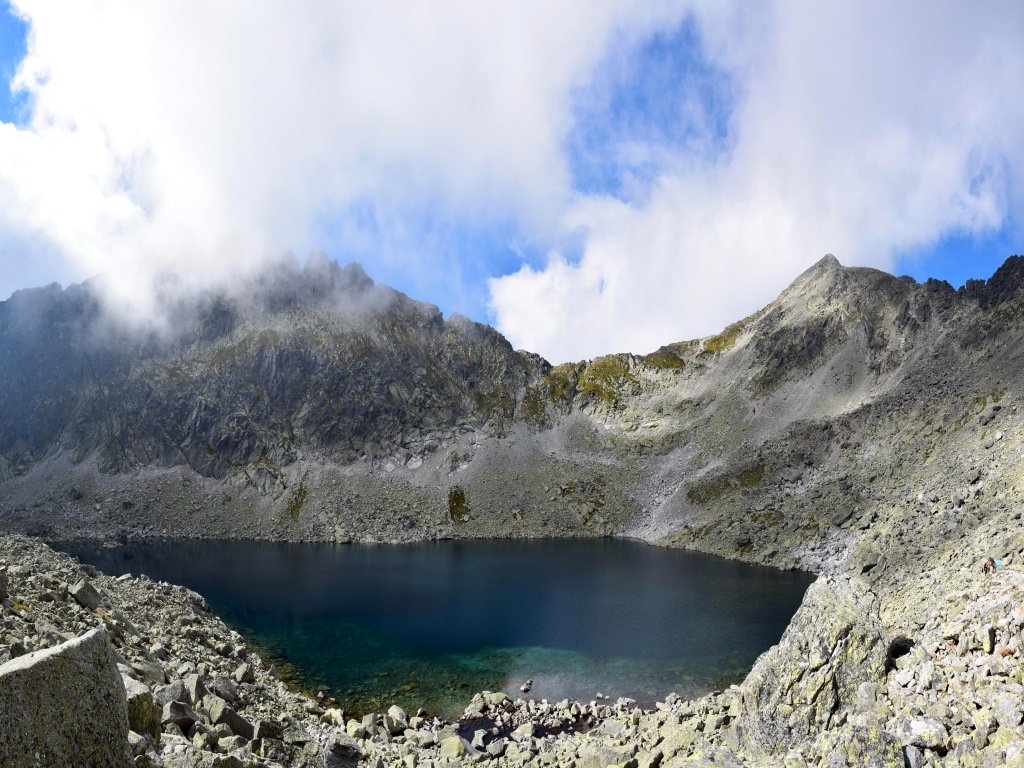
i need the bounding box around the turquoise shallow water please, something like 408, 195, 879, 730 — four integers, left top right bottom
61, 537, 813, 717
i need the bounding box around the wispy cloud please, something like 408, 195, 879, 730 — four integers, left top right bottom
0, 2, 1021, 360
490, 2, 1024, 361
0, 0, 688, 322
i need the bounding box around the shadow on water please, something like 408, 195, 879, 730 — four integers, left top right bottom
58, 537, 814, 718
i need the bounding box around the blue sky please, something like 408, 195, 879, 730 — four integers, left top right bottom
896, 225, 1020, 288
0, 3, 26, 124
0, 2, 1021, 361
566, 19, 735, 202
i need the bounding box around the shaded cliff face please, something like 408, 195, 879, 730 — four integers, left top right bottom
0, 257, 548, 484
2, 254, 1024, 576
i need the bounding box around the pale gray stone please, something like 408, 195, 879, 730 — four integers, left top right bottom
122, 673, 161, 739
384, 704, 408, 734
69, 577, 102, 610
0, 627, 129, 768
233, 661, 254, 684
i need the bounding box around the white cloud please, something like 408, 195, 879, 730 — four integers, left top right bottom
0, 0, 689, 318
2, 2, 1022, 360
490, 1, 1024, 362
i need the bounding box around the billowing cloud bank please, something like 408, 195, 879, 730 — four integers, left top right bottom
1, 2, 1022, 359
490, 3, 1024, 360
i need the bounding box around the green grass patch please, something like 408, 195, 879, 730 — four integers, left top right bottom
698, 321, 745, 357
954, 389, 1006, 430
736, 464, 765, 486
448, 485, 471, 523
641, 349, 686, 370
578, 355, 636, 405
687, 463, 766, 505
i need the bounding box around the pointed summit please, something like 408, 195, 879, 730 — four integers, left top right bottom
799, 253, 842, 279
781, 254, 846, 299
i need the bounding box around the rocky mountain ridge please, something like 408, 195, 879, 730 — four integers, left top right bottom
4, 253, 1024, 765
2, 254, 1024, 565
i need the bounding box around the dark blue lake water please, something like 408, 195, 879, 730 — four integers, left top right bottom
61, 538, 813, 717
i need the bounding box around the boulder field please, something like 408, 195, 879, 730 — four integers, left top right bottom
3, 254, 1024, 765
6, 535, 1024, 766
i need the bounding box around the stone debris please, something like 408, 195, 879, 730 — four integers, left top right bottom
70, 576, 103, 610
12, 531, 1024, 766
0, 536, 348, 767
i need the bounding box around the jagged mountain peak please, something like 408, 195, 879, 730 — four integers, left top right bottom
800, 252, 842, 276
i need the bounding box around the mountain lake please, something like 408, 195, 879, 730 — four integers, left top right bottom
59, 537, 814, 718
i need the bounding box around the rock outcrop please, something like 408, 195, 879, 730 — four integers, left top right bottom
0, 536, 357, 768
0, 627, 129, 768
732, 578, 886, 756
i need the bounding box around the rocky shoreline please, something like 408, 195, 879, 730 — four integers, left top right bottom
6, 531, 1024, 767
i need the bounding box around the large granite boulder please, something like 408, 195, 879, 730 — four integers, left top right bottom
732, 577, 887, 756
0, 627, 129, 768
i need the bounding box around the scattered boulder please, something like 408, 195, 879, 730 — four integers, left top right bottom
0, 628, 129, 768
209, 675, 240, 703
511, 721, 535, 742
183, 672, 208, 705
161, 700, 200, 731
233, 662, 254, 684
824, 726, 903, 767
254, 719, 284, 741
122, 674, 161, 739
439, 735, 468, 758
324, 733, 363, 768
207, 695, 254, 740
384, 704, 408, 734
892, 717, 948, 750
132, 659, 168, 687
69, 577, 102, 610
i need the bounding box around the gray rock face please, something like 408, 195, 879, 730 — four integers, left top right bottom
0, 627, 128, 768
161, 699, 200, 730
0, 258, 548, 485
735, 578, 886, 756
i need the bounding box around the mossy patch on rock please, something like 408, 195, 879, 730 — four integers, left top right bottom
687, 463, 766, 505
578, 355, 637, 405
448, 485, 471, 523
285, 481, 307, 521
641, 349, 686, 370
543, 363, 579, 403
698, 321, 745, 357
518, 386, 548, 426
